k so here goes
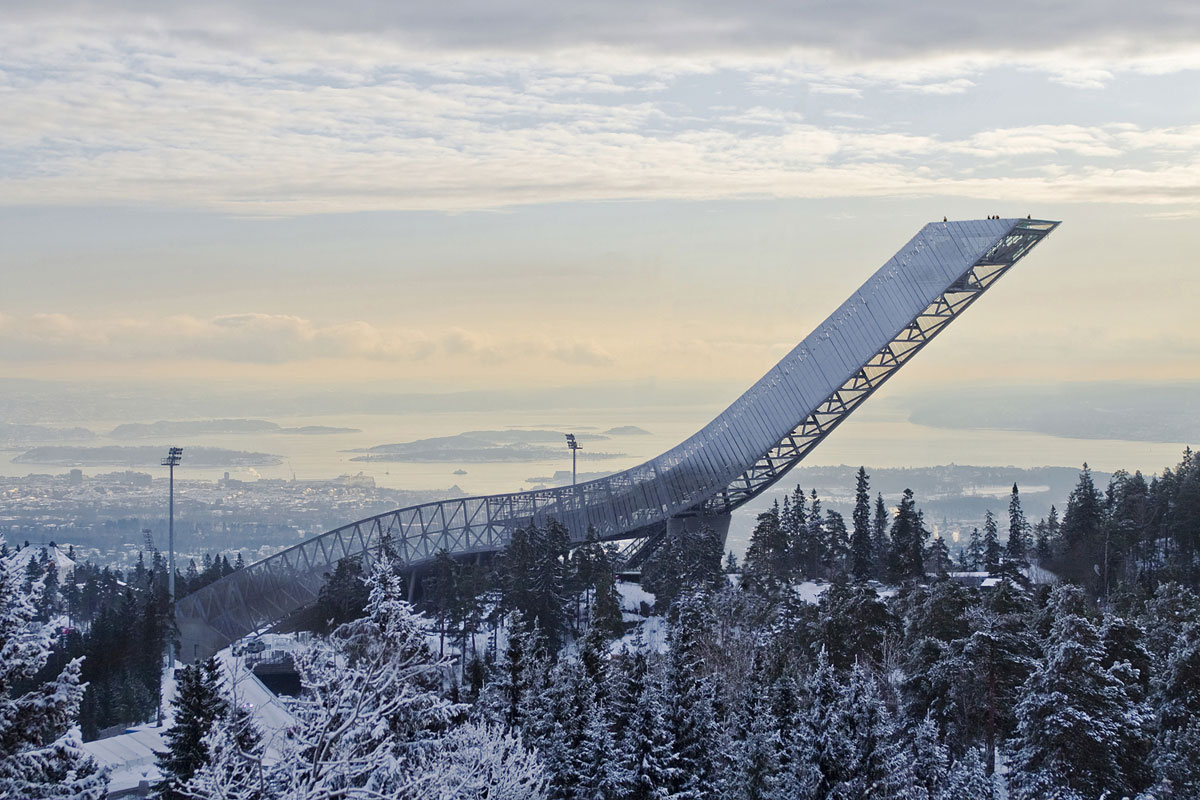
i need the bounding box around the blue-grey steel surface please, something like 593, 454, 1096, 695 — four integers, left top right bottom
176, 218, 1059, 659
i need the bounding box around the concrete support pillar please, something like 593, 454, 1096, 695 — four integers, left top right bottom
666, 511, 732, 549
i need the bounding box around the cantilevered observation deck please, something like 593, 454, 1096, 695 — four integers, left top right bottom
177, 217, 1059, 660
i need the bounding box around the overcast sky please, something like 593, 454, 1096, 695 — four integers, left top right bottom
2, 1, 1198, 398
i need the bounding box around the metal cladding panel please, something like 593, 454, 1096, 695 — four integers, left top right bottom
760, 373, 792, 431
861, 280, 914, 339
739, 389, 780, 456
765, 364, 799, 416
774, 346, 813, 408
698, 437, 726, 482
714, 411, 754, 470
851, 295, 890, 355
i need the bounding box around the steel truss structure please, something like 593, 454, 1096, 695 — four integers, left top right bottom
177, 218, 1059, 660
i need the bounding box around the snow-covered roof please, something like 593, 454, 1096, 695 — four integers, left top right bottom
12, 544, 76, 573
82, 726, 164, 795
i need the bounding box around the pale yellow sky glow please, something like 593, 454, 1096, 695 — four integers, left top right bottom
2, 2, 1199, 398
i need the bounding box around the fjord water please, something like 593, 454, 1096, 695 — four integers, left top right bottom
3, 402, 1188, 496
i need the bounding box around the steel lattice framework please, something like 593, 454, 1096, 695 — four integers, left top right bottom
177, 217, 1059, 660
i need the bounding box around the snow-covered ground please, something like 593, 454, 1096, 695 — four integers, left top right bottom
83, 642, 299, 796
81, 668, 178, 796
215, 646, 298, 753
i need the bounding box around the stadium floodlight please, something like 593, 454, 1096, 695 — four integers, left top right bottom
565, 434, 582, 486
161, 446, 182, 666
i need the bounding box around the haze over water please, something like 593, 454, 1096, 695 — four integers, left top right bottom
6, 401, 1187, 495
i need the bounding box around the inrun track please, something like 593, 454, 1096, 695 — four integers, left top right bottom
177, 217, 1060, 661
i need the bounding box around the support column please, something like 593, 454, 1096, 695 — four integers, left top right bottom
666, 511, 732, 549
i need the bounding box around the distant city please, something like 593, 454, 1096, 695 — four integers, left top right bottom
1, 461, 1116, 574
0, 469, 466, 571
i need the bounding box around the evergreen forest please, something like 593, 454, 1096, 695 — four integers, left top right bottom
4, 450, 1200, 799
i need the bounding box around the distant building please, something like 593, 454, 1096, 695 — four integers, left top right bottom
16, 543, 77, 578
98, 470, 152, 487
333, 472, 375, 489
218, 471, 248, 489
946, 571, 1000, 589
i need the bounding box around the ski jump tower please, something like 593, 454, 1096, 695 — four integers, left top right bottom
178, 217, 1059, 661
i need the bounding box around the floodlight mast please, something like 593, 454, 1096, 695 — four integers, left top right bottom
565, 434, 582, 486
161, 446, 182, 667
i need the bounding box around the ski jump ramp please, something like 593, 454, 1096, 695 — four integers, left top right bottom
178, 217, 1059, 661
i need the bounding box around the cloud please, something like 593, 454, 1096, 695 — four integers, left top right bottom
0, 312, 614, 368
891, 78, 975, 95
958, 125, 1126, 158
1, 8, 1200, 215
7, 2, 1200, 62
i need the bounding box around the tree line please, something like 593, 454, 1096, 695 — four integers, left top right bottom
5, 540, 246, 740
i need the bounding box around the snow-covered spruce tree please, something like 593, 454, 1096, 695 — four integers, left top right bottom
823, 510, 850, 577
1004, 483, 1029, 568
1153, 716, 1200, 797
502, 523, 572, 652
743, 503, 789, 595
527, 521, 573, 652
981, 510, 1002, 575
606, 629, 647, 747
662, 589, 721, 800
871, 493, 890, 582
902, 577, 974, 647
277, 558, 463, 798
1008, 585, 1153, 800
314, 555, 369, 633
926, 535, 952, 577
936, 748, 994, 800
1157, 623, 1200, 733
619, 653, 673, 800
965, 527, 984, 572
591, 566, 625, 640
0, 544, 107, 800
547, 627, 624, 800
959, 578, 1038, 775
907, 714, 948, 799
809, 658, 916, 800
780, 487, 807, 579
176, 700, 265, 800
475, 611, 549, 732
155, 658, 229, 800
725, 666, 781, 800
887, 489, 926, 582
843, 666, 921, 800
768, 674, 819, 798
574, 701, 628, 800
812, 576, 894, 671
1100, 615, 1153, 705
806, 489, 825, 579
1138, 582, 1200, 684
850, 467, 874, 582
578, 619, 614, 704
407, 720, 546, 799
1151, 622, 1200, 794
804, 648, 843, 797
516, 654, 589, 798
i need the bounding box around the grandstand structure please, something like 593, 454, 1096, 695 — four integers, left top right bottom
178, 217, 1059, 661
